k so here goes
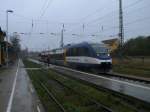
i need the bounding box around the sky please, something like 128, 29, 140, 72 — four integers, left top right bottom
0, 0, 150, 51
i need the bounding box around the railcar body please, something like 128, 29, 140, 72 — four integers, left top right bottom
40, 42, 112, 72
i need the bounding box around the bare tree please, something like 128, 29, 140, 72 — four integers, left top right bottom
10, 32, 21, 58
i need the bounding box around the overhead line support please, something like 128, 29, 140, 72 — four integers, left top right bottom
119, 0, 124, 48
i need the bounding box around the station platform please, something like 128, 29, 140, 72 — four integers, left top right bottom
0, 59, 44, 112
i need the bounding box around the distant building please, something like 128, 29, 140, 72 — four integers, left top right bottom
0, 27, 13, 66
0, 27, 6, 66
102, 38, 119, 52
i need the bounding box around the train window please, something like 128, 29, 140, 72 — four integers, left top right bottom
76, 47, 89, 56
66, 49, 72, 56
79, 47, 84, 56
91, 44, 108, 54
70, 48, 76, 56
83, 47, 89, 56
70, 48, 73, 56
69, 49, 71, 56
66, 49, 69, 56
66, 47, 89, 56
72, 48, 76, 56
84, 47, 89, 56
76, 47, 81, 56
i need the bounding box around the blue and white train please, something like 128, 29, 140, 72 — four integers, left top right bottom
39, 42, 112, 72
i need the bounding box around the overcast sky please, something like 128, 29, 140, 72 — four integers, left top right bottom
0, 0, 150, 51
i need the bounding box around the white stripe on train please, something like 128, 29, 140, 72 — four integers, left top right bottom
66, 56, 112, 64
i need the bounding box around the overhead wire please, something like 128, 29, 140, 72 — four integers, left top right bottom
1, 0, 149, 40
65, 0, 146, 35
40, 0, 49, 14
124, 24, 150, 34
67, 0, 147, 37
85, 0, 144, 25
83, 2, 150, 28
39, 0, 54, 19
91, 15, 150, 35
12, 13, 80, 25
124, 16, 150, 26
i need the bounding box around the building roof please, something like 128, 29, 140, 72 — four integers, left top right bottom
0, 27, 6, 41
0, 27, 6, 35
102, 38, 119, 45
64, 42, 106, 49
1, 41, 12, 47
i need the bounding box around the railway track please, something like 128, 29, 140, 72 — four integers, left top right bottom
29, 59, 150, 101
40, 82, 66, 112
85, 71, 148, 86
43, 62, 150, 88
29, 69, 113, 112
100, 72, 150, 84
25, 59, 150, 112
47, 66, 150, 111
33, 58, 150, 84
52, 65, 150, 100
76, 67, 150, 84
42, 70, 113, 112
29, 70, 66, 112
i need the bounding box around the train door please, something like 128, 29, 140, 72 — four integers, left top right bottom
63, 49, 67, 66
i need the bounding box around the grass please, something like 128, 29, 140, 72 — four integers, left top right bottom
112, 57, 150, 78
0, 68, 4, 83
28, 70, 63, 112
23, 59, 42, 68
23, 59, 150, 112
113, 66, 150, 78
46, 70, 137, 112
0, 68, 5, 74
28, 69, 105, 112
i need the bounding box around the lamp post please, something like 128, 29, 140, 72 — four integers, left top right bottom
6, 9, 13, 67
60, 24, 65, 48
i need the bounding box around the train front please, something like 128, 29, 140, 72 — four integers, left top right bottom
90, 43, 112, 72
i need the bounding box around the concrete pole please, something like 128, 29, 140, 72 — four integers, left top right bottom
119, 0, 124, 48
6, 10, 13, 67
6, 11, 9, 67
60, 24, 64, 48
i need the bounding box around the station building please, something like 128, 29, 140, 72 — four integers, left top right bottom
102, 38, 119, 53
0, 27, 13, 66
0, 27, 6, 66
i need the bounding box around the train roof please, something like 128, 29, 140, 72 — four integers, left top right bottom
40, 42, 107, 55
63, 42, 106, 49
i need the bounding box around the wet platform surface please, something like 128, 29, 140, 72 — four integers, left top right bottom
0, 60, 44, 112
0, 64, 17, 112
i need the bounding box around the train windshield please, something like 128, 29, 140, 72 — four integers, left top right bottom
91, 44, 109, 56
